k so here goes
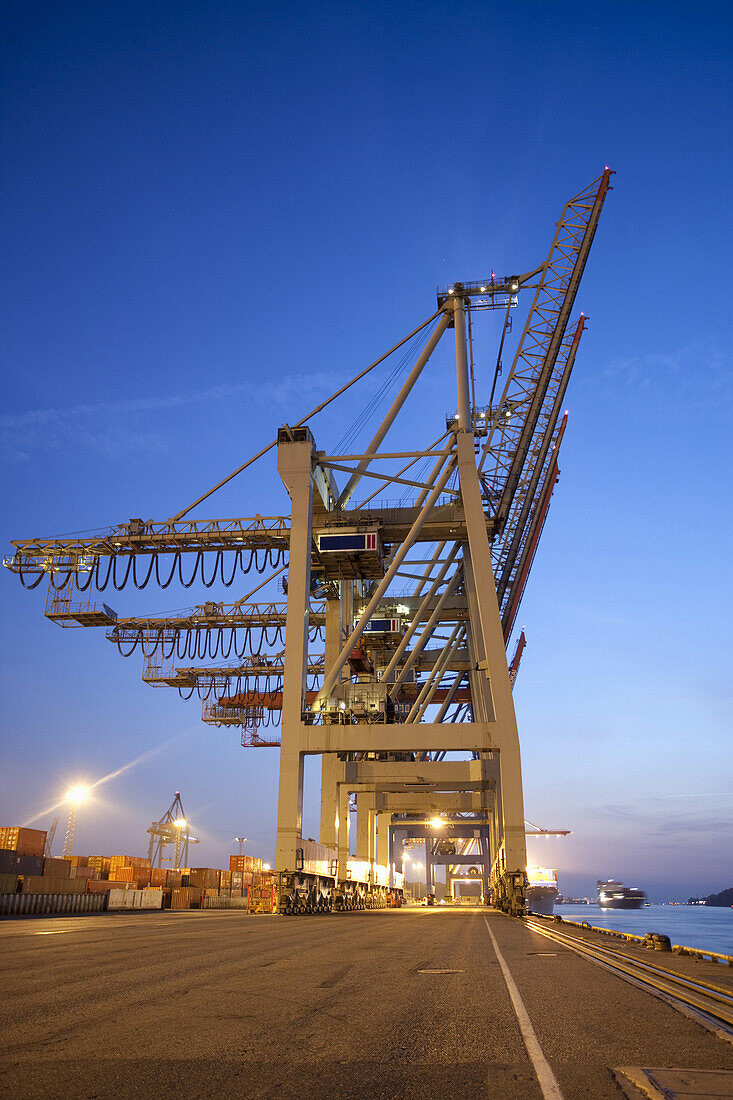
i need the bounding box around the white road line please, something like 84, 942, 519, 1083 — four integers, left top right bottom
483, 916, 564, 1100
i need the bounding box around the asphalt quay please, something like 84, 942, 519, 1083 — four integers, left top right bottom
1, 908, 732, 1099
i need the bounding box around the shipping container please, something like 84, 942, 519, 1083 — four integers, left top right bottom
111, 866, 135, 882
42, 858, 72, 878
0, 827, 47, 857
107, 888, 141, 910
219, 870, 232, 889
20, 876, 87, 895
204, 887, 219, 898
140, 888, 164, 910
166, 870, 183, 888
87, 856, 111, 873
109, 855, 151, 877
69, 864, 91, 879
0, 873, 19, 893
170, 886, 202, 910
203, 895, 248, 909
85, 879, 134, 894
188, 868, 219, 890
149, 867, 167, 888
229, 855, 263, 873
7, 854, 44, 877
231, 870, 243, 890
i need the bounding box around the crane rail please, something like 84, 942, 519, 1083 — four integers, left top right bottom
523, 917, 733, 1038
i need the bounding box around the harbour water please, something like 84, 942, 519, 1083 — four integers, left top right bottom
556, 904, 733, 955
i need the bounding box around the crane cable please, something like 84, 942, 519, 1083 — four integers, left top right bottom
168, 309, 443, 523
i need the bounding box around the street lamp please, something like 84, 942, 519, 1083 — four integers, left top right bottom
62, 786, 89, 858
234, 836, 247, 857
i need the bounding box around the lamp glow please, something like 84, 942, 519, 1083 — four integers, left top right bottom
430, 816, 445, 829
66, 786, 89, 804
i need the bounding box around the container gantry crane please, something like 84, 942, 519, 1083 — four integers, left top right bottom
5, 170, 612, 915
147, 791, 199, 868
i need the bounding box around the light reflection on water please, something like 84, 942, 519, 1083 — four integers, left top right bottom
555, 904, 733, 954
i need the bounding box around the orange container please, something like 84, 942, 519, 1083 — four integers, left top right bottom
0, 827, 47, 858
113, 866, 135, 882
109, 855, 151, 877
188, 868, 219, 889
171, 886, 202, 910
87, 856, 111, 873
86, 879, 132, 894
229, 855, 263, 873
150, 868, 167, 887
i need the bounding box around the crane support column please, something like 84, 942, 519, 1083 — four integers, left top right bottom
453, 294, 472, 431
454, 298, 528, 911
275, 432, 314, 871
320, 594, 343, 849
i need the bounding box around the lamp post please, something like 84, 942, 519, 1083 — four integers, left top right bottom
234, 836, 247, 857
62, 786, 89, 859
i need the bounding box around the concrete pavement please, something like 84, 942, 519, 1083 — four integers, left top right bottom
0, 908, 731, 1098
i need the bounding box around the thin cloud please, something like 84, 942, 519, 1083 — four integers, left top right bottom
600, 341, 729, 404
1, 372, 345, 461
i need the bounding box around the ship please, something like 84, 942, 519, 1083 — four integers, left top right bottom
526, 867, 559, 916
597, 880, 646, 909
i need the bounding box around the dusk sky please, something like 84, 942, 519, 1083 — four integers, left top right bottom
2, 1, 731, 900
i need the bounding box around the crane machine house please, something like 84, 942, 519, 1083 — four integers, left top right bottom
5, 171, 612, 917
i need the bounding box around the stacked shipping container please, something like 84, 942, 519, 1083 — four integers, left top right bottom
0, 827, 274, 914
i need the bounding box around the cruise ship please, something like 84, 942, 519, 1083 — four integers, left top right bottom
597, 880, 646, 909
526, 867, 559, 915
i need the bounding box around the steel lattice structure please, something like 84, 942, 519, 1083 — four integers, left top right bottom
5, 170, 612, 914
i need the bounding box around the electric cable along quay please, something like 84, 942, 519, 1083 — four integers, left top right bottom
5, 170, 613, 919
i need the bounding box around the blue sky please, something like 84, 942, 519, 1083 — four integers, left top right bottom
1, 1, 731, 899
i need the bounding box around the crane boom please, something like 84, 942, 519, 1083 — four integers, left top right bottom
481, 170, 612, 534
501, 414, 567, 640
492, 317, 584, 609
